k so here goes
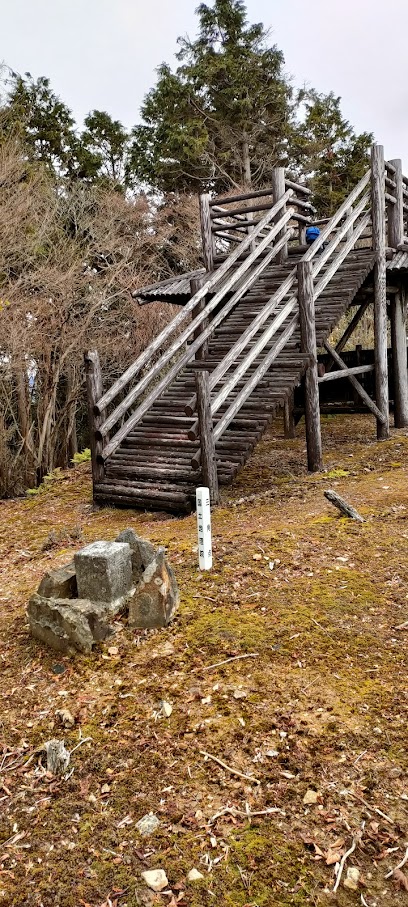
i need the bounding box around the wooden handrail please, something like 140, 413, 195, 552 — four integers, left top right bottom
95, 189, 293, 416
312, 192, 370, 278
198, 175, 373, 449
314, 214, 371, 299
100, 218, 293, 460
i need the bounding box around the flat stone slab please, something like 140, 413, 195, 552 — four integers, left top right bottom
28, 594, 113, 654
75, 541, 132, 604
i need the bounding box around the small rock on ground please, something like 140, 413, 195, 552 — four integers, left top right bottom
141, 869, 168, 892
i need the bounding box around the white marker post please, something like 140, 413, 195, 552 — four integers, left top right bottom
196, 486, 213, 570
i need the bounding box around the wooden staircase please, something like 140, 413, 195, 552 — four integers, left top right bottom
85, 146, 408, 514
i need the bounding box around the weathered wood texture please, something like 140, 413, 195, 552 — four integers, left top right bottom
84, 351, 105, 485
298, 260, 323, 472
323, 341, 386, 424
283, 392, 296, 438
388, 159, 404, 249
271, 168, 287, 261
390, 289, 408, 427
89, 144, 404, 513
199, 194, 215, 272
195, 370, 219, 505
371, 144, 390, 439
324, 490, 364, 522
191, 276, 209, 362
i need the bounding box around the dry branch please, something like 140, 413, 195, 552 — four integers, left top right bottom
324, 489, 364, 522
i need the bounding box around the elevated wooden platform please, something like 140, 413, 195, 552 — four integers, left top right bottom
86, 146, 408, 513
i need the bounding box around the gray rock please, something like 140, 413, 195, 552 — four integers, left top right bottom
128, 548, 179, 629
116, 529, 156, 580
74, 541, 132, 604
135, 812, 160, 836
28, 594, 112, 654
38, 562, 77, 600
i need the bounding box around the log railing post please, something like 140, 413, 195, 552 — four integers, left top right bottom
199, 194, 215, 272
190, 275, 209, 363
390, 286, 408, 427
271, 167, 287, 261
371, 144, 390, 439
388, 158, 404, 249
283, 392, 296, 438
297, 260, 323, 471
84, 350, 105, 486
195, 369, 219, 505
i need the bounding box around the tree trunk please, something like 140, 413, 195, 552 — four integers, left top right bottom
242, 133, 252, 189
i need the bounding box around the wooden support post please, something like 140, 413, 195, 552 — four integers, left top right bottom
297, 260, 323, 471
84, 350, 105, 486
271, 167, 287, 261
390, 288, 408, 427
371, 144, 390, 439
199, 194, 215, 272
283, 393, 296, 438
191, 276, 209, 362
353, 344, 362, 408
195, 370, 219, 505
388, 159, 404, 249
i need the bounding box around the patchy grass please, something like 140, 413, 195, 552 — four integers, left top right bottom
1, 414, 408, 906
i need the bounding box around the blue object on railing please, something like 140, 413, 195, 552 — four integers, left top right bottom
305, 225, 321, 244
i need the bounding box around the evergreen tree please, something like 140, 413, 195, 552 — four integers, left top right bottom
294, 90, 373, 215
128, 0, 293, 193
2, 73, 77, 176
79, 111, 130, 185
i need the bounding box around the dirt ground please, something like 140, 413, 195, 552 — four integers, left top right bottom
1, 413, 408, 907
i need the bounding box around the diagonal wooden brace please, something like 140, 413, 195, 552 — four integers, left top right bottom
323, 341, 386, 424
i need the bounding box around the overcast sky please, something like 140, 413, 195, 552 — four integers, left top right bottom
3, 0, 408, 167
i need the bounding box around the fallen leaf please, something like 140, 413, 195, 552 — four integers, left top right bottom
326, 849, 343, 865
394, 869, 408, 891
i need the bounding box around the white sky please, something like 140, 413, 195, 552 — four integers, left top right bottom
3, 0, 408, 167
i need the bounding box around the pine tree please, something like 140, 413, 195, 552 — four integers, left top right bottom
128, 0, 293, 193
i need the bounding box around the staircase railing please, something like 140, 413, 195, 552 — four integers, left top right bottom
188, 171, 372, 455
95, 191, 295, 461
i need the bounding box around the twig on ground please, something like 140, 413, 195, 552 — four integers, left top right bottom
209, 805, 285, 823
310, 617, 332, 636
200, 751, 261, 785
394, 621, 408, 631
333, 823, 364, 894
202, 653, 259, 671
69, 737, 93, 756
349, 791, 394, 825
385, 844, 408, 879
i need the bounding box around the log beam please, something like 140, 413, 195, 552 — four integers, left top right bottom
195, 370, 219, 505
298, 260, 323, 471
371, 144, 390, 438
390, 289, 408, 427
323, 341, 386, 424
84, 351, 105, 486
